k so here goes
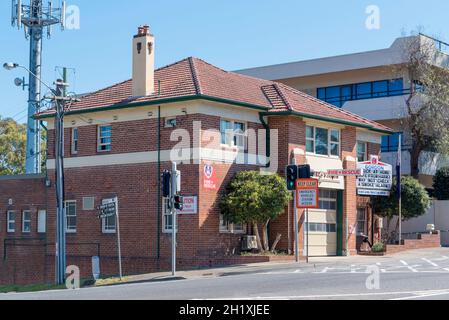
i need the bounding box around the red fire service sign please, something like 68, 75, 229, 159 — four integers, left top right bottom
296, 179, 319, 209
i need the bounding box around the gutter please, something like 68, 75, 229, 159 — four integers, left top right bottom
34, 94, 271, 120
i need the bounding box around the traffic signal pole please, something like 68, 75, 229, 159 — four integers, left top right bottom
171, 162, 178, 277
292, 159, 300, 263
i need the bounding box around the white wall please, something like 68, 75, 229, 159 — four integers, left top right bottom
400, 200, 449, 246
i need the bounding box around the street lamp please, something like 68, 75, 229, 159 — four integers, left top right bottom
3, 62, 19, 70
3, 62, 55, 93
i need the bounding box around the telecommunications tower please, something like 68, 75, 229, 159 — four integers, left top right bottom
11, 0, 66, 174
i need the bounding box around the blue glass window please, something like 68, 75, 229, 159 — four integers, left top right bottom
381, 132, 402, 153
373, 81, 388, 97
388, 79, 404, 96
316, 78, 406, 107
356, 83, 372, 99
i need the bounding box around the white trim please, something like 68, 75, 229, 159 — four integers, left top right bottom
47, 149, 268, 169
97, 125, 112, 153
71, 127, 79, 155
65, 200, 77, 234
7, 211, 15, 233
38, 210, 46, 233
22, 210, 31, 233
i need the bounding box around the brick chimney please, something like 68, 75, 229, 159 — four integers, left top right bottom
132, 25, 155, 97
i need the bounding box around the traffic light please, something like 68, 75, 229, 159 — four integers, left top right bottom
286, 165, 298, 191
162, 171, 171, 198
174, 195, 184, 211
298, 165, 312, 179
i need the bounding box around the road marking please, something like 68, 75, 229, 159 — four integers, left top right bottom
208, 289, 449, 301
391, 290, 449, 300
294, 269, 302, 274
422, 258, 439, 267
400, 260, 418, 272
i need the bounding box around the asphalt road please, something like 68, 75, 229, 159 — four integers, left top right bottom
2, 248, 449, 301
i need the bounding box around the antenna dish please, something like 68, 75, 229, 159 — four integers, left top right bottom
14, 77, 24, 87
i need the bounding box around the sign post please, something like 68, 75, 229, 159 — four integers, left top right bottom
357, 156, 393, 197
99, 197, 122, 280
296, 178, 319, 264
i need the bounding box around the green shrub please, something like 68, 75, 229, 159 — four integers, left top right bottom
434, 167, 449, 200
372, 242, 385, 253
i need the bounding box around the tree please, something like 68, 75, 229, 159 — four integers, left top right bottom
372, 176, 431, 243
220, 171, 292, 252
433, 167, 449, 200
395, 31, 449, 178
0, 116, 26, 175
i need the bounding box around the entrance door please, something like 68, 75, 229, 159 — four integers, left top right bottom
305, 189, 338, 257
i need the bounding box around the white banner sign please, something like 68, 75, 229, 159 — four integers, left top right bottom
357, 156, 393, 196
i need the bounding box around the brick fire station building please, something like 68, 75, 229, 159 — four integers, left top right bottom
0, 26, 392, 285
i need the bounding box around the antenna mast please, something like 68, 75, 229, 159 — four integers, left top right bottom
11, 0, 65, 174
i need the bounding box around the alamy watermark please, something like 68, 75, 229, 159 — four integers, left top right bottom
365, 5, 381, 30
64, 4, 81, 30
365, 265, 381, 290
65, 265, 80, 290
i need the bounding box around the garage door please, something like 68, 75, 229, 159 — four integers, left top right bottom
305, 189, 338, 257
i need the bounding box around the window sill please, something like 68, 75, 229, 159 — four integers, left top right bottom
306, 152, 341, 160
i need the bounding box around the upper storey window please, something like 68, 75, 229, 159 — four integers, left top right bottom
306, 125, 340, 157
317, 79, 406, 108
98, 125, 112, 152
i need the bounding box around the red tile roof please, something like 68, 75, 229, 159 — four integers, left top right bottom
39, 57, 392, 133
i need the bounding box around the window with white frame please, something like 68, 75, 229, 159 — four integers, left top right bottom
220, 119, 246, 149
357, 141, 368, 162
162, 197, 179, 233
102, 213, 116, 233
219, 213, 245, 234
318, 189, 338, 211
357, 208, 367, 235
65, 201, 77, 233
71, 127, 79, 154
38, 210, 46, 233
22, 211, 31, 233
98, 125, 112, 152
7, 211, 15, 233
306, 126, 340, 157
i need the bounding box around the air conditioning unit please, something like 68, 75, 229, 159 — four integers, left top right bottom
241, 236, 258, 251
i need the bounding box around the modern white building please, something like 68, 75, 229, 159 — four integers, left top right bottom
237, 34, 449, 188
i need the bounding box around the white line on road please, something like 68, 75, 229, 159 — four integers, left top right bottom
207, 289, 449, 301
391, 290, 449, 300
294, 269, 302, 273
422, 258, 439, 267
400, 260, 418, 272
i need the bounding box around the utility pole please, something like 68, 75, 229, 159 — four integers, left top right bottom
11, 0, 65, 174
54, 74, 69, 285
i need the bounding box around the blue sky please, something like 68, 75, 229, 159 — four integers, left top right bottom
1, 0, 448, 121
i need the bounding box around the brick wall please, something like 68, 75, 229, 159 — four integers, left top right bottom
0, 175, 48, 285
386, 232, 441, 254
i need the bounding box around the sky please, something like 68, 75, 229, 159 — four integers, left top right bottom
0, 0, 448, 122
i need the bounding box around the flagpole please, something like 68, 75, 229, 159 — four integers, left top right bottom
398, 135, 402, 245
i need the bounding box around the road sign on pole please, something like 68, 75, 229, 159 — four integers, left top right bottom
99, 197, 122, 280
296, 179, 319, 209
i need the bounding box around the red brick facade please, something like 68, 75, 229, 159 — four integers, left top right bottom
0, 110, 387, 285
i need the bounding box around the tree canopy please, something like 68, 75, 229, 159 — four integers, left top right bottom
0, 116, 27, 175
433, 167, 449, 200
372, 176, 431, 221
220, 171, 291, 252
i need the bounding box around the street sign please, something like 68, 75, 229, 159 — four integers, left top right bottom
327, 169, 364, 176
296, 179, 319, 209
358, 189, 390, 197
357, 156, 392, 197
178, 196, 198, 215
98, 200, 117, 219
